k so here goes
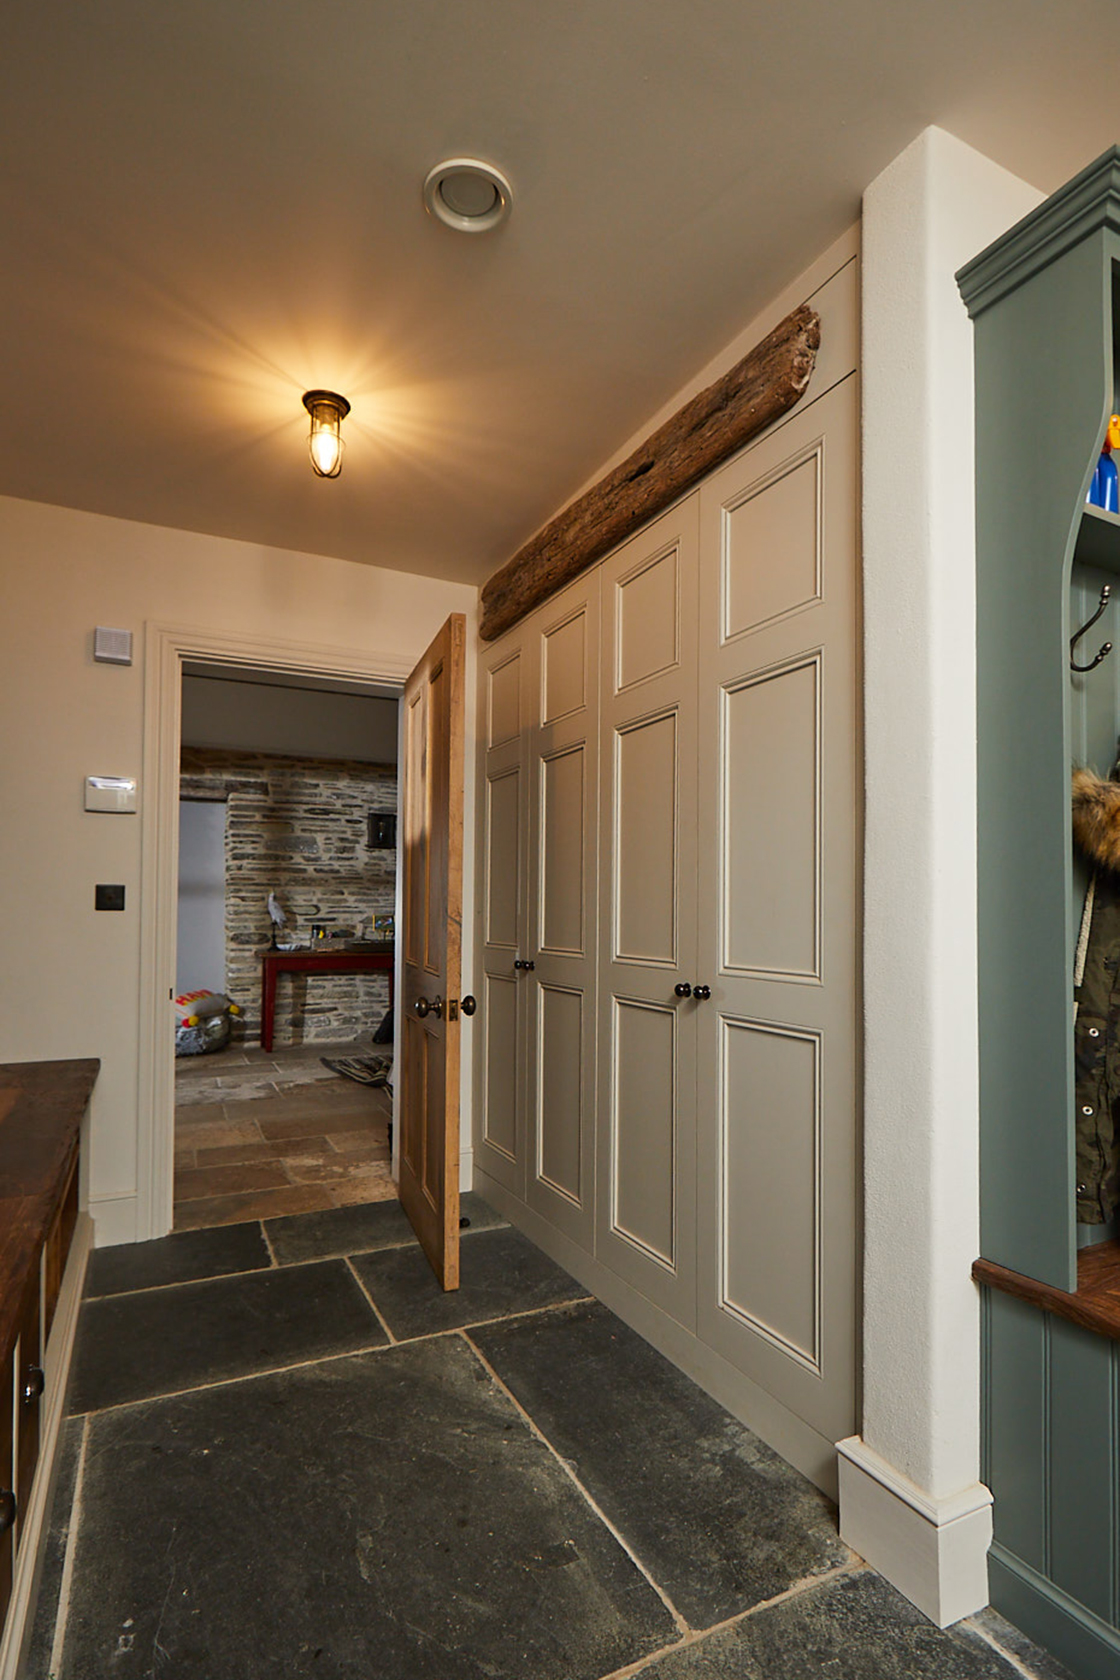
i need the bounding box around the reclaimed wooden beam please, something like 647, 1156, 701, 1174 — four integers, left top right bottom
479, 303, 820, 641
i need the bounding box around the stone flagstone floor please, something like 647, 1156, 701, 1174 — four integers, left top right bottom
26, 1199, 1073, 1680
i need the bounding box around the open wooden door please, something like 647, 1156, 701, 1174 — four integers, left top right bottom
399, 614, 466, 1289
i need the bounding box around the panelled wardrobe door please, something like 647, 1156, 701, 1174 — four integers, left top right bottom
476, 627, 534, 1196
695, 375, 860, 1444
596, 498, 701, 1328
524, 575, 600, 1245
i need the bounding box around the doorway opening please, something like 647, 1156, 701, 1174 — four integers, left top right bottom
139, 623, 416, 1244
171, 662, 401, 1231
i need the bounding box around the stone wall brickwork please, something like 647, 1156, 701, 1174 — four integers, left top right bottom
180, 747, 397, 1046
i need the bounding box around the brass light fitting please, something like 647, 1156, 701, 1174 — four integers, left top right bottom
302, 389, 350, 478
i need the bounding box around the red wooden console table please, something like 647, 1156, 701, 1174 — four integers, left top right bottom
260, 944, 394, 1052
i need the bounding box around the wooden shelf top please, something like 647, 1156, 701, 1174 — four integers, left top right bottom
0, 1058, 97, 1355
974, 1239, 1120, 1339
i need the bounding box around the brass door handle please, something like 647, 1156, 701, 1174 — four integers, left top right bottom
414, 997, 431, 1017
22, 1366, 44, 1406
461, 995, 477, 1016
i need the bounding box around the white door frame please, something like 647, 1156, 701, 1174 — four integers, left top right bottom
138, 620, 414, 1241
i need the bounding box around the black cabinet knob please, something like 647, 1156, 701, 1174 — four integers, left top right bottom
460, 995, 477, 1016
22, 1366, 45, 1405
513, 960, 535, 972
693, 984, 712, 1000
674, 982, 692, 998
413, 997, 431, 1017
0, 1491, 15, 1535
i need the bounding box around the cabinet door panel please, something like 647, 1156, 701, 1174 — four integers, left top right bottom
723, 655, 820, 979
597, 499, 699, 1327
697, 376, 859, 1442
537, 984, 584, 1204
524, 574, 600, 1244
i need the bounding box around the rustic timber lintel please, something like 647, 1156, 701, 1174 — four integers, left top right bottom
479, 303, 821, 642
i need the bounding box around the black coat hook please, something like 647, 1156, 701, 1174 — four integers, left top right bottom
1071, 584, 1114, 672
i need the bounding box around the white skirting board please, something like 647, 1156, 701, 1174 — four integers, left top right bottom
88, 1193, 138, 1249
0, 1212, 93, 1680
837, 1435, 992, 1627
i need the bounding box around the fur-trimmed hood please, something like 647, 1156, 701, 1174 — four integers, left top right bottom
1072, 767, 1120, 871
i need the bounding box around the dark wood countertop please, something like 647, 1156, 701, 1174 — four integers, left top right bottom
0, 1058, 98, 1354
973, 1239, 1120, 1339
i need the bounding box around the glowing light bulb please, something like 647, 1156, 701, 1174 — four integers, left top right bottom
301, 390, 350, 479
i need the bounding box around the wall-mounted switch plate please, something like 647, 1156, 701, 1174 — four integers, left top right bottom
95, 884, 126, 911
85, 776, 137, 813
93, 627, 133, 665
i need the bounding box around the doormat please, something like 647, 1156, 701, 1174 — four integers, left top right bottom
320, 1055, 391, 1087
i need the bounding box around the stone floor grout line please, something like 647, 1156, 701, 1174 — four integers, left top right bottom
47, 1413, 90, 1680
343, 1255, 398, 1344
258, 1219, 278, 1268
71, 1338, 395, 1418
458, 1329, 691, 1641
592, 1559, 863, 1680
962, 1616, 1061, 1680
83, 1253, 334, 1304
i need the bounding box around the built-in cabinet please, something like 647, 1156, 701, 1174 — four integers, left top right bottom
959, 147, 1120, 1680
475, 259, 860, 1486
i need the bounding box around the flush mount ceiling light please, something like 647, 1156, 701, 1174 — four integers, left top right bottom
423, 158, 512, 233
302, 389, 350, 478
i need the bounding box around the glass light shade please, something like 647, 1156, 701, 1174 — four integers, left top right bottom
302, 390, 350, 479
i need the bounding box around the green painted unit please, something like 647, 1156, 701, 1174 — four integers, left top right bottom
960, 149, 1120, 1680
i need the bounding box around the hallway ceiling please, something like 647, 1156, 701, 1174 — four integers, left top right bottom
3, 2, 1119, 585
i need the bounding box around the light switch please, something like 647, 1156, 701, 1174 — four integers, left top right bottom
95, 884, 126, 911
85, 776, 138, 813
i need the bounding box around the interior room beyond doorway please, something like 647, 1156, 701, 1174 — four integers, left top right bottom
173, 663, 400, 1230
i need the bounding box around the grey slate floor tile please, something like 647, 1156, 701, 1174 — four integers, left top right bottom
637, 1570, 1041, 1679
265, 1189, 505, 1266
350, 1223, 589, 1339
85, 1220, 271, 1297
68, 1259, 386, 1412
471, 1299, 848, 1628
57, 1337, 678, 1680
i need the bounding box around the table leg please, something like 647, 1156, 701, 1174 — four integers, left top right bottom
261, 961, 276, 1053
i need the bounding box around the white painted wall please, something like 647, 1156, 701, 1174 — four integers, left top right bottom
851, 126, 1043, 1622
0, 493, 477, 1242
176, 799, 226, 995
181, 675, 399, 762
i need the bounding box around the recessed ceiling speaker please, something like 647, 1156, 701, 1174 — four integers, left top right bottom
423, 158, 512, 233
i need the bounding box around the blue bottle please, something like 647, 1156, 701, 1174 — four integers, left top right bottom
1089, 416, 1120, 512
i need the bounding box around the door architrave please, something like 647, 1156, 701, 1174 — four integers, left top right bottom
139, 621, 414, 1242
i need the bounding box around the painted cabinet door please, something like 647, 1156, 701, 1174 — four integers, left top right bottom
475, 627, 533, 1196
695, 376, 859, 1442
596, 499, 701, 1328
524, 576, 601, 1247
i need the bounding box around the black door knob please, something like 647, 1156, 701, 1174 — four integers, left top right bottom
460, 995, 477, 1016
22, 1366, 45, 1405
674, 982, 692, 998
514, 960, 535, 972
693, 985, 712, 1000
0, 1491, 15, 1535
431, 996, 444, 1020
413, 996, 431, 1017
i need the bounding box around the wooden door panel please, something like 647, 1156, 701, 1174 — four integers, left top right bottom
616, 541, 682, 691
488, 651, 521, 748
399, 614, 465, 1290
481, 975, 519, 1161
542, 609, 588, 723
539, 745, 586, 955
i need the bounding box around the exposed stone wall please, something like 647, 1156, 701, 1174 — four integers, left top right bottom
180, 747, 396, 1046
